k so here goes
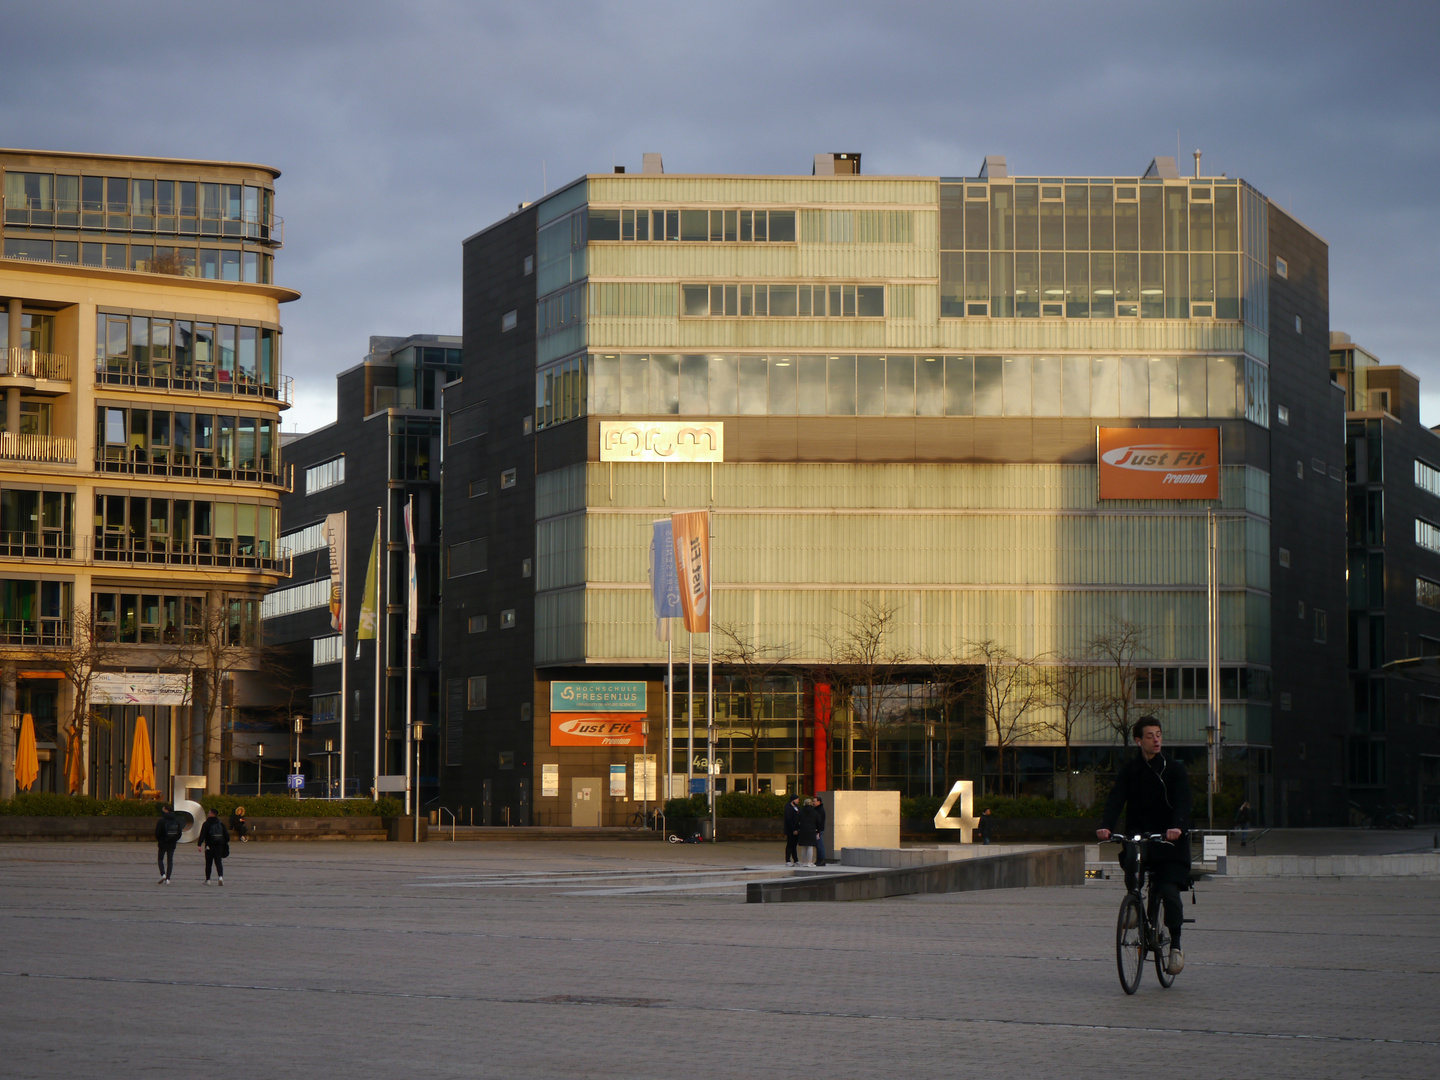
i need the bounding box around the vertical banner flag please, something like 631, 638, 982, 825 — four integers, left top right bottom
650, 519, 682, 640
670, 510, 711, 634
324, 513, 346, 633
404, 499, 418, 635
356, 523, 380, 647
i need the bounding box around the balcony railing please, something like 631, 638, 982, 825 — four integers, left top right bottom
84, 534, 291, 575
4, 198, 283, 247
96, 450, 288, 489
96, 357, 292, 406
0, 531, 72, 560
0, 432, 77, 463
1, 348, 71, 381
0, 619, 70, 647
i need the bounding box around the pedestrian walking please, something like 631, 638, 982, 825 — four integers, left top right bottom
230, 805, 249, 842
978, 806, 997, 845
1236, 800, 1252, 846
155, 804, 182, 884
196, 808, 230, 886
798, 797, 821, 866
783, 794, 801, 866
812, 795, 828, 866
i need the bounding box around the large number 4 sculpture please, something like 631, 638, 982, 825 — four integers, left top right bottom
934, 780, 979, 841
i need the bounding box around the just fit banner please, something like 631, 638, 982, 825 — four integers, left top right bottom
1097, 428, 1220, 500
670, 510, 711, 633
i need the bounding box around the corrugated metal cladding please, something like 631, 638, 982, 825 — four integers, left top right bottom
536, 463, 587, 519
587, 240, 937, 284
534, 587, 584, 666
534, 514, 584, 591
585, 461, 1267, 514
586, 176, 939, 207
576, 586, 1263, 671
581, 509, 1268, 591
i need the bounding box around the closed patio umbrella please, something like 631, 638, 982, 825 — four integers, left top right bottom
15, 713, 39, 792
66, 726, 84, 795
127, 715, 155, 797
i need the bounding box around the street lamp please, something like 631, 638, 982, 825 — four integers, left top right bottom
292, 715, 304, 800
256, 742, 264, 797
412, 721, 424, 843
325, 739, 335, 800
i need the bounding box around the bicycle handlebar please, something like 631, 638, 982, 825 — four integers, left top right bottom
1100, 832, 1175, 844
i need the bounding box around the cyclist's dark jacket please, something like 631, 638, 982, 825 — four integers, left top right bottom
1101, 751, 1192, 866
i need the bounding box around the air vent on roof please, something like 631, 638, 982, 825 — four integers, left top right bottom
813, 152, 861, 175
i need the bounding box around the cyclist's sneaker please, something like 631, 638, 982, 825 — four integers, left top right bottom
1165, 947, 1184, 975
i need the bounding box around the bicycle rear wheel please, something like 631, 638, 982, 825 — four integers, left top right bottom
1116, 893, 1145, 995
1153, 923, 1175, 988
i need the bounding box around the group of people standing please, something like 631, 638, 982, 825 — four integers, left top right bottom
783, 794, 827, 867
154, 805, 244, 885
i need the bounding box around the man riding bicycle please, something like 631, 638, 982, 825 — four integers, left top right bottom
1096, 715, 1191, 975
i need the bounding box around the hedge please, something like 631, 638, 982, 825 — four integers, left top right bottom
0, 792, 401, 818
0, 793, 161, 817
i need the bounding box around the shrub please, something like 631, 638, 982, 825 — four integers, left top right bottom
664, 795, 706, 820
716, 791, 789, 818
0, 793, 162, 817
201, 795, 402, 817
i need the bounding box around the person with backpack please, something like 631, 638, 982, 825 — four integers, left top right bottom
196, 808, 230, 886
155, 804, 182, 884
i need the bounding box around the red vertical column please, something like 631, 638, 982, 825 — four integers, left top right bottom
812, 683, 831, 794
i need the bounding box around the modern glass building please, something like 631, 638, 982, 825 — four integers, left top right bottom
0, 147, 296, 801
443, 153, 1346, 827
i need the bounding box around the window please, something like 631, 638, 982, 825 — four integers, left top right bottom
501, 608, 516, 628
468, 614, 488, 633
260, 578, 328, 619
1418, 577, 1440, 610
591, 208, 803, 244
501, 310, 518, 332
523, 255, 534, 275
469, 478, 489, 498
1314, 609, 1328, 644
1279, 547, 1291, 568
447, 401, 489, 444
1280, 692, 1293, 711
1133, 665, 1270, 702
1277, 405, 1290, 425
279, 520, 326, 557
1296, 460, 1304, 479
681, 282, 884, 318
1417, 519, 1440, 554
1295, 315, 1302, 334
521, 559, 532, 578
501, 468, 517, 489
498, 750, 515, 770
312, 635, 343, 665
467, 676, 487, 710
1416, 460, 1440, 498
1276, 256, 1288, 278
305, 456, 344, 495
448, 538, 487, 578
1297, 601, 1306, 620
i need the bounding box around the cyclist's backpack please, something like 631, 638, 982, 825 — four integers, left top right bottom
162, 816, 181, 841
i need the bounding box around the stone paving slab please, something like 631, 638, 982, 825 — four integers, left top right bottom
1, 841, 1437, 1079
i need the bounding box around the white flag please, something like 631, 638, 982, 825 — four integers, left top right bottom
404, 500, 418, 636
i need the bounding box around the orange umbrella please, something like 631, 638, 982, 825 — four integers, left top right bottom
66, 726, 84, 795
14, 713, 39, 792
127, 715, 155, 797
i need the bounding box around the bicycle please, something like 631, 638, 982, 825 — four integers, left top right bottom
626, 808, 663, 831
1106, 833, 1195, 995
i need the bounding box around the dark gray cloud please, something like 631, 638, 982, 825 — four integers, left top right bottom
4, 0, 1436, 429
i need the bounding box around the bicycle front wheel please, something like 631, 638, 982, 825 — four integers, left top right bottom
1116, 893, 1145, 995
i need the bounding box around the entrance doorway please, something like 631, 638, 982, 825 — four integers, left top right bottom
570, 777, 600, 827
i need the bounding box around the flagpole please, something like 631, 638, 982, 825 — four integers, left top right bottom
687, 631, 694, 799
339, 510, 348, 800
707, 515, 715, 841
404, 494, 415, 819
666, 639, 673, 803
373, 503, 383, 799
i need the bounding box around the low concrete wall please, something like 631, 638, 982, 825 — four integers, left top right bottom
1224, 853, 1440, 877
747, 845, 1085, 903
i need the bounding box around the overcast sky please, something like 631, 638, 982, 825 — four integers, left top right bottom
4, 0, 1437, 431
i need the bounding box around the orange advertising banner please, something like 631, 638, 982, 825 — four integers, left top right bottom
550, 713, 648, 747
1098, 427, 1221, 500
670, 510, 711, 633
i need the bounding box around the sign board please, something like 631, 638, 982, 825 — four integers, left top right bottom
633, 755, 657, 801
287, 774, 305, 791
1203, 834, 1228, 860
541, 763, 559, 798
550, 682, 646, 714
600, 420, 724, 463
688, 777, 708, 795
90, 673, 191, 706
1097, 427, 1220, 500
550, 714, 647, 747
609, 764, 627, 797
375, 775, 407, 792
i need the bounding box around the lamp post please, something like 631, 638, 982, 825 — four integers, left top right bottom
292, 715, 304, 800
325, 739, 335, 800
256, 742, 263, 797
412, 721, 423, 842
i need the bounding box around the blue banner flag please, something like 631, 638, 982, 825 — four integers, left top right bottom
650, 519, 683, 620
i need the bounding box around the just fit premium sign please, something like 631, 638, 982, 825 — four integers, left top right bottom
549, 681, 649, 747
1097, 427, 1221, 500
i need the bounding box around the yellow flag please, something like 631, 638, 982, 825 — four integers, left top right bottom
357, 523, 379, 640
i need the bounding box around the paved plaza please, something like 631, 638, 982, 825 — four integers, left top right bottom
1, 839, 1437, 1079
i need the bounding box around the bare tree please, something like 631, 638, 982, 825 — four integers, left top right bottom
823, 600, 912, 789
713, 620, 791, 794
1088, 620, 1150, 747
966, 639, 1043, 797
918, 650, 978, 792
1039, 661, 1095, 779
34, 602, 122, 795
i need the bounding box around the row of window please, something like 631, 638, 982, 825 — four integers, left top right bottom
1130, 666, 1273, 702
97, 314, 281, 390
1418, 519, 1440, 556
262, 578, 328, 620
93, 495, 279, 557
305, 457, 345, 495
313, 634, 344, 666
589, 208, 798, 243
939, 181, 1241, 254
0, 579, 70, 645
4, 172, 277, 237
1417, 459, 1440, 499
1419, 577, 1440, 611
681, 282, 885, 318
279, 520, 327, 557
93, 591, 261, 646
7, 238, 273, 283
538, 351, 1263, 427
97, 407, 280, 477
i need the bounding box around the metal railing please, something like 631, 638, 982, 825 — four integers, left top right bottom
96, 357, 293, 406
0, 619, 70, 647
94, 449, 286, 488
83, 534, 292, 575
1, 348, 72, 381
0, 531, 72, 560
3, 199, 284, 247
0, 432, 77, 463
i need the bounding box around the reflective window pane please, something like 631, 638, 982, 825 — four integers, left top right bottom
944, 356, 973, 416
768, 357, 797, 415
886, 356, 915, 416
1032, 356, 1061, 417
737, 357, 767, 415
856, 356, 885, 415
916, 356, 944, 416
827, 355, 856, 415
1003, 356, 1031, 416
1091, 357, 1120, 416
709, 356, 738, 415
797, 356, 826, 415
973, 356, 1003, 416
1148, 357, 1178, 417
1120, 356, 1149, 416
1062, 357, 1090, 416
